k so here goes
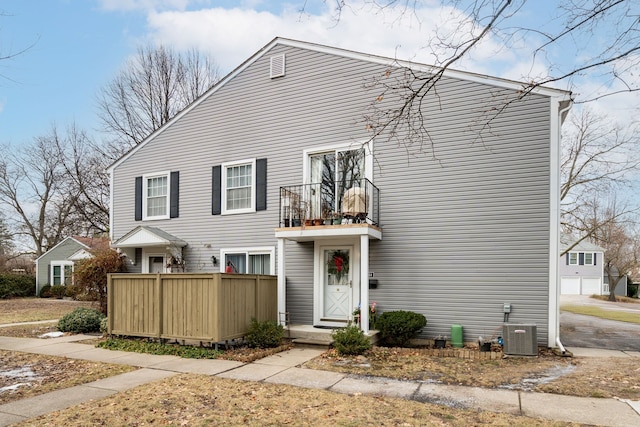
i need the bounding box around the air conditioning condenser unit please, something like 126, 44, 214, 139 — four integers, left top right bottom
503, 324, 537, 356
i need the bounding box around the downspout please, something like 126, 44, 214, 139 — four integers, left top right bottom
552, 98, 574, 350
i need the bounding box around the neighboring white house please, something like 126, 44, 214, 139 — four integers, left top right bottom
560, 239, 606, 295
107, 37, 572, 347
35, 236, 110, 295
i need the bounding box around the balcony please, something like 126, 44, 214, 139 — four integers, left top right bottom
276, 179, 381, 241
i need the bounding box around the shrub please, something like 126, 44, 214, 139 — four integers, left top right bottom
100, 317, 109, 334
0, 274, 36, 299
627, 284, 638, 298
58, 307, 105, 333
376, 310, 427, 347
332, 323, 371, 355
73, 249, 127, 314
245, 319, 284, 349
39, 284, 52, 298
50, 285, 66, 299
65, 283, 83, 299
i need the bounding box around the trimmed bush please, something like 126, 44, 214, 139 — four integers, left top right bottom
332, 324, 371, 355
50, 285, 66, 299
377, 310, 427, 347
58, 307, 105, 333
0, 274, 36, 299
39, 284, 52, 298
245, 319, 284, 349
100, 317, 109, 334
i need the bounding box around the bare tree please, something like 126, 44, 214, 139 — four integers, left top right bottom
0, 10, 39, 83
96, 44, 220, 150
0, 138, 82, 257
560, 108, 640, 252
53, 124, 110, 234
588, 197, 639, 300
314, 1, 639, 151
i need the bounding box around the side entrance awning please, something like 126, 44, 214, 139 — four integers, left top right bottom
111, 226, 187, 248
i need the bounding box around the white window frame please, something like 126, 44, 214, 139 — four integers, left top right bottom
569, 251, 594, 266
142, 171, 170, 220
219, 247, 275, 274
222, 159, 256, 215
583, 252, 594, 266
50, 261, 74, 286
303, 142, 373, 185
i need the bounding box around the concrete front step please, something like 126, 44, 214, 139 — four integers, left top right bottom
286, 324, 379, 347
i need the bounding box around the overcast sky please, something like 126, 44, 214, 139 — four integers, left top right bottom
1, 0, 638, 147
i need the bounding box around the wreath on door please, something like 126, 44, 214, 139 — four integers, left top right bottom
327, 250, 349, 282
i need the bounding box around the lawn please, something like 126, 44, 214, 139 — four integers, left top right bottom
560, 304, 640, 324
0, 298, 95, 324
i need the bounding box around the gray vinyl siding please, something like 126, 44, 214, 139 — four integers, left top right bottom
36, 239, 85, 292
111, 43, 557, 344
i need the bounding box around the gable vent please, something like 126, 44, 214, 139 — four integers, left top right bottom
270, 54, 285, 78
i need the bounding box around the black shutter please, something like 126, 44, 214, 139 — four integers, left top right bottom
212, 165, 222, 215
593, 253, 597, 265
170, 171, 179, 218
566, 253, 569, 265
256, 158, 267, 211
135, 176, 143, 221
579, 252, 584, 266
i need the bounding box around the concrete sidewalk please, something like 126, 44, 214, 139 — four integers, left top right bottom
1, 335, 639, 427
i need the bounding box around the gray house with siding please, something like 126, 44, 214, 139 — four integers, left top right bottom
108, 38, 572, 348
35, 236, 109, 295
560, 239, 606, 295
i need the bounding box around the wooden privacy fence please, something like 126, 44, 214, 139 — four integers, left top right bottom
107, 273, 278, 344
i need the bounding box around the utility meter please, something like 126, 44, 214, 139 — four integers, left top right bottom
503, 303, 512, 313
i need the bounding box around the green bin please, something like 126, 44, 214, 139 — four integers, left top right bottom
451, 324, 463, 348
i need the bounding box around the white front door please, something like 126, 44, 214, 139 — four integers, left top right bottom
316, 245, 355, 326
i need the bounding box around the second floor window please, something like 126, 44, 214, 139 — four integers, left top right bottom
569, 252, 595, 266
223, 160, 255, 214
144, 173, 169, 219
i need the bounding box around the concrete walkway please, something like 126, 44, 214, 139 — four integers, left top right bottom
1, 335, 639, 427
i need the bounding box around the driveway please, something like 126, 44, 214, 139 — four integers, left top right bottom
560, 295, 640, 351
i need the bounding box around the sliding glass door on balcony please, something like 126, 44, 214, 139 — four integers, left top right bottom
308, 147, 365, 219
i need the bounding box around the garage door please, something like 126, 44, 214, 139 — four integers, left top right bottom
581, 277, 601, 295
561, 277, 581, 295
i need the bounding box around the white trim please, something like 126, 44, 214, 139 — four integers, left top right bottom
142, 171, 171, 221
35, 237, 90, 262
548, 96, 572, 348
313, 240, 359, 327
50, 260, 74, 286
277, 239, 286, 325
302, 141, 373, 185
142, 250, 167, 273
109, 170, 114, 241
219, 246, 275, 274
221, 158, 256, 215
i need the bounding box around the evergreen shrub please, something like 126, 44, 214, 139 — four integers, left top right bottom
377, 310, 427, 347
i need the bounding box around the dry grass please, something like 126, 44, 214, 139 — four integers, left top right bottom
1, 298, 637, 425
15, 373, 580, 427
560, 304, 640, 324
0, 298, 95, 324
305, 347, 640, 400
0, 350, 135, 405
591, 295, 639, 304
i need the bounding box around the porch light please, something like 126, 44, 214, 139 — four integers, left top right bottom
211, 255, 218, 266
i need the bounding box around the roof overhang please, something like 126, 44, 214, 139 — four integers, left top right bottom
112, 226, 187, 248
68, 249, 94, 261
